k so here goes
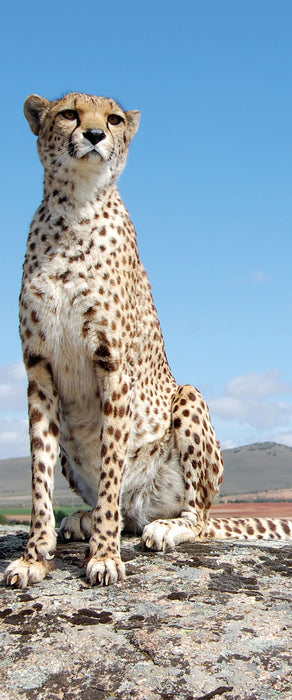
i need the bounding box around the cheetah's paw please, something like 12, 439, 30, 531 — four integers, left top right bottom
142, 521, 178, 551
59, 510, 93, 542
4, 557, 51, 589
142, 514, 202, 551
86, 556, 126, 586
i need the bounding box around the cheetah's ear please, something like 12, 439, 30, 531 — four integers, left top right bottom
24, 95, 51, 135
125, 110, 141, 141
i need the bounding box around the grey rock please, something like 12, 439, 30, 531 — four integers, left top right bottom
0, 525, 291, 699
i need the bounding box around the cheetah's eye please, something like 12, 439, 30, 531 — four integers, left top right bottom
60, 109, 79, 121
107, 114, 124, 126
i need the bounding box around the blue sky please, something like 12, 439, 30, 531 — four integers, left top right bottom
0, 0, 292, 458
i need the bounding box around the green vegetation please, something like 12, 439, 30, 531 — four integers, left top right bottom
0, 506, 81, 525
0, 508, 31, 516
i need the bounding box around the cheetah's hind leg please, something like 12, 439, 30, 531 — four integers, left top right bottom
142, 385, 224, 552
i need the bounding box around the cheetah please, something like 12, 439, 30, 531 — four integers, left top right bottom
4, 92, 292, 589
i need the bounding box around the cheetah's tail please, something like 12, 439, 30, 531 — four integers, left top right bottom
205, 516, 292, 541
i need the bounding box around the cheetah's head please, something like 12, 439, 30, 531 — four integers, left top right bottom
24, 92, 140, 188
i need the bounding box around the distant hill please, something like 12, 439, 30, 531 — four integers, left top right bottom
0, 442, 291, 508
221, 442, 292, 495
0, 456, 83, 509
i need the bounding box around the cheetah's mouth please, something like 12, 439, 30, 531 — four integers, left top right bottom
68, 138, 105, 161
81, 150, 102, 160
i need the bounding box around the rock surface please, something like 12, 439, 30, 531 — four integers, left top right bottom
0, 525, 291, 700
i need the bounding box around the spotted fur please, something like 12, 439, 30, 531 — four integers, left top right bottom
4, 93, 292, 589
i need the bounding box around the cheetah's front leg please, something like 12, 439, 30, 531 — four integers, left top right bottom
85, 374, 130, 586
5, 356, 59, 588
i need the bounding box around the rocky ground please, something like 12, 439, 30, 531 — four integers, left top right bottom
0, 525, 291, 700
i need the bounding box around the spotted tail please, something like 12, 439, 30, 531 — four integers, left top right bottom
205, 516, 292, 541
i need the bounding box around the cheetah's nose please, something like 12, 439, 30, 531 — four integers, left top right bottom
83, 128, 106, 145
